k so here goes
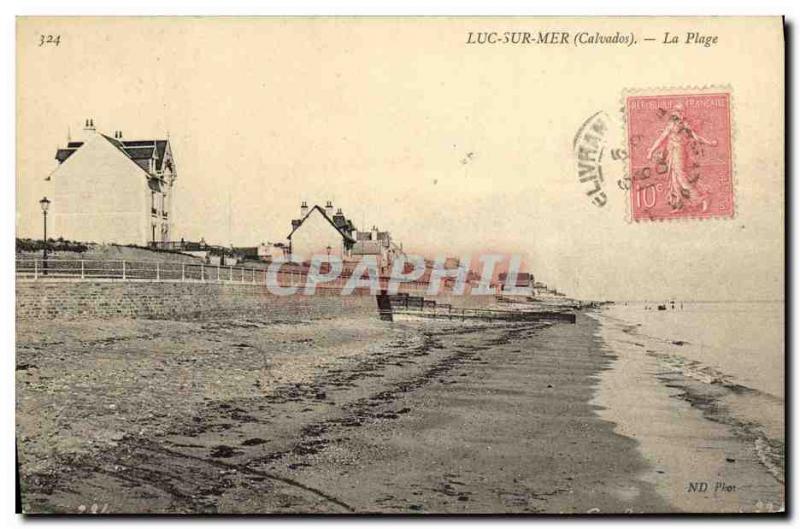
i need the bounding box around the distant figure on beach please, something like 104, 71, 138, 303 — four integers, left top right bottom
647, 103, 718, 212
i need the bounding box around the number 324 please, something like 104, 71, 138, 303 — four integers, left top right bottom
38, 34, 61, 47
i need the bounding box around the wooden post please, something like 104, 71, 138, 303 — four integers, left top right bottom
122, 261, 126, 280
81, 260, 85, 280
201, 263, 205, 282
181, 263, 185, 282
33, 260, 38, 280
156, 262, 160, 281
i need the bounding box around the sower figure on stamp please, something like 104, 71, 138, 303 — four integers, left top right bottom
646, 103, 718, 212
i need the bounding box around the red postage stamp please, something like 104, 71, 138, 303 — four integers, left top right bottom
625, 91, 734, 221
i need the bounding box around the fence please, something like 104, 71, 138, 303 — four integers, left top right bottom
378, 293, 576, 323
15, 258, 433, 293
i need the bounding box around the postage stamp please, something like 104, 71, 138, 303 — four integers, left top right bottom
624, 90, 734, 221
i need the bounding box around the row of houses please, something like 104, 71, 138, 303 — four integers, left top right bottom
285, 201, 404, 275
44, 121, 402, 265
39, 119, 538, 292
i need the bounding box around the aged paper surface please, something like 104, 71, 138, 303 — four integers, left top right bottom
15, 17, 784, 514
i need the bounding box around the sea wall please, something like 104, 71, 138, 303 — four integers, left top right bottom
16, 280, 500, 321
15, 281, 379, 321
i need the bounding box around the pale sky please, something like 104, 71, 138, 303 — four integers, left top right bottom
16, 17, 784, 301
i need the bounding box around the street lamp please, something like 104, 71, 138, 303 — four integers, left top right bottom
39, 197, 50, 275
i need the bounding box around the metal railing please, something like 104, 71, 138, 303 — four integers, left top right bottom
15, 258, 433, 293
17, 258, 298, 285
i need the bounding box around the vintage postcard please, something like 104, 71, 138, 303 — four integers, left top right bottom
15, 17, 785, 515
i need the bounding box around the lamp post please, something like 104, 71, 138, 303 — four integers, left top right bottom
39, 197, 50, 275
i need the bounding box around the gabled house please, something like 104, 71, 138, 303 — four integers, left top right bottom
287, 201, 356, 262
48, 119, 177, 245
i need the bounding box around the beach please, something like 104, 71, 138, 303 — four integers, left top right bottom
591, 302, 785, 513
16, 307, 667, 514
16, 303, 784, 513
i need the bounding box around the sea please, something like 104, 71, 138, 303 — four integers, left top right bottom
591, 301, 785, 512
608, 301, 784, 400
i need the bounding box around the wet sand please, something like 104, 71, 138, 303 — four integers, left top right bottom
17, 311, 672, 514
591, 310, 784, 513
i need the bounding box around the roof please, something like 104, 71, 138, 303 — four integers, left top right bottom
233, 247, 259, 256
331, 214, 349, 230
499, 272, 533, 285
120, 140, 168, 170
287, 205, 356, 244
123, 146, 157, 160
352, 240, 383, 256
55, 148, 76, 163
54, 135, 171, 174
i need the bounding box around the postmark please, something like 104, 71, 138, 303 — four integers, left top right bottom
573, 111, 611, 208
573, 111, 631, 209
624, 89, 734, 222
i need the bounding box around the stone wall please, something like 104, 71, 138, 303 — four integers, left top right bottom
16, 281, 379, 321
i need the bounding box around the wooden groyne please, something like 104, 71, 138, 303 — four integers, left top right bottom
375, 293, 576, 324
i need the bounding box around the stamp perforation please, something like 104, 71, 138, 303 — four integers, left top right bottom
620, 85, 737, 224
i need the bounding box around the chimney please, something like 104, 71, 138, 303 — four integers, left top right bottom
332, 208, 345, 230
371, 225, 379, 240
325, 200, 334, 217
83, 118, 96, 133
300, 201, 309, 217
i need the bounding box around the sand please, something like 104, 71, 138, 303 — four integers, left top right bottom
16, 311, 673, 514
590, 309, 784, 513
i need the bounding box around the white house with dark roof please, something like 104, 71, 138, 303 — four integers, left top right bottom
287, 201, 356, 262
48, 119, 176, 245
286, 200, 407, 276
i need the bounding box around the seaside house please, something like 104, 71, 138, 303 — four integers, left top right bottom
231, 242, 287, 264
350, 225, 405, 275
258, 242, 289, 262
286, 201, 410, 277
48, 119, 176, 246
287, 201, 356, 262
499, 272, 534, 293
533, 281, 549, 297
